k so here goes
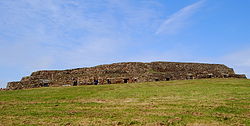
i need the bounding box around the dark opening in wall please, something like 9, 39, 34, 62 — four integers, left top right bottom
107, 79, 111, 84
166, 78, 170, 81
94, 80, 99, 85
124, 79, 129, 83
187, 76, 193, 80
208, 74, 213, 78
155, 79, 159, 81
42, 83, 49, 87
134, 79, 137, 82
73, 81, 77, 86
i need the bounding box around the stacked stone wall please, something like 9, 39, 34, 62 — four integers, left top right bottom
7, 62, 246, 89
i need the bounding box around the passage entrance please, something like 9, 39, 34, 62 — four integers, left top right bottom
123, 79, 129, 83
107, 79, 111, 84
73, 81, 77, 86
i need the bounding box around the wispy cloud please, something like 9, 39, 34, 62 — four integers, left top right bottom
156, 0, 205, 35
0, 0, 164, 87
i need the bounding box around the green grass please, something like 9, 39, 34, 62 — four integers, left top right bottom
0, 79, 249, 126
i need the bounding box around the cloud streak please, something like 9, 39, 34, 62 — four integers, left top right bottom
0, 0, 164, 87
156, 0, 205, 35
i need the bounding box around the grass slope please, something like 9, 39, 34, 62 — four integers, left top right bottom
0, 79, 249, 126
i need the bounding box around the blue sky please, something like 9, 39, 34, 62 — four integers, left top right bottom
0, 0, 250, 88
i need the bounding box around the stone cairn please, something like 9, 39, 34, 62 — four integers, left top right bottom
7, 62, 246, 90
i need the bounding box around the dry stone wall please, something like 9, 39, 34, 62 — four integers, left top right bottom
7, 62, 247, 90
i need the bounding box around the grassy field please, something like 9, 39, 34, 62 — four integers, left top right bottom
0, 79, 249, 126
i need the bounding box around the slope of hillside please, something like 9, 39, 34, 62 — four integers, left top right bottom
0, 79, 249, 125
